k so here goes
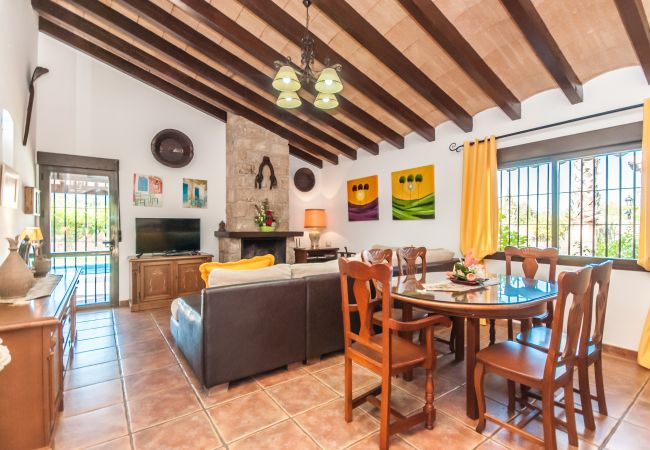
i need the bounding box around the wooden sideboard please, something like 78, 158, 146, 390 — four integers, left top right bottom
294, 247, 339, 264
0, 269, 79, 450
129, 253, 213, 311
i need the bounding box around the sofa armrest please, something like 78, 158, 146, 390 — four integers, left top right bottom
174, 293, 205, 385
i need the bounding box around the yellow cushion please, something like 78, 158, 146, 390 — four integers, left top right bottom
199, 254, 275, 287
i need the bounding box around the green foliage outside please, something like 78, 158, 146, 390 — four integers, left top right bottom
50, 193, 109, 252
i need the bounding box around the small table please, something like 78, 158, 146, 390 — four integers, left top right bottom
294, 247, 339, 264
392, 273, 558, 419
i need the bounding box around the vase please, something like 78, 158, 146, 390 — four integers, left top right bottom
259, 225, 276, 232
0, 237, 35, 298
34, 256, 51, 277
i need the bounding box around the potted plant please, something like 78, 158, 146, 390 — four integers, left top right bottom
253, 199, 277, 232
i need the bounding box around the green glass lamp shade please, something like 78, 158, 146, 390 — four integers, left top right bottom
272, 65, 301, 92
276, 91, 302, 108
315, 67, 343, 94
314, 92, 339, 110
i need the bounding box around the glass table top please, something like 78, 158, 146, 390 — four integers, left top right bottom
392, 273, 558, 306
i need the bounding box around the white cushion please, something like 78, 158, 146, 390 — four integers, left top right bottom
207, 264, 292, 288
170, 298, 180, 321
290, 259, 340, 278
371, 245, 454, 266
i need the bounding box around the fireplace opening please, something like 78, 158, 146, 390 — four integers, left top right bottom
241, 238, 286, 263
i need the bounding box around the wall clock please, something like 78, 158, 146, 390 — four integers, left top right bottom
151, 129, 194, 168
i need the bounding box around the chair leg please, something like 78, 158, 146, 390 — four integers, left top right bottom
344, 355, 353, 422
542, 389, 557, 450
424, 368, 435, 429
474, 361, 487, 433
594, 356, 608, 416
489, 319, 496, 346
577, 359, 596, 430
507, 380, 516, 414
507, 319, 514, 341
564, 383, 579, 447
379, 372, 392, 450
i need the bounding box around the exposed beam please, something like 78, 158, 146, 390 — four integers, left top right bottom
115, 0, 380, 157
57, 0, 340, 164
35, 12, 334, 166
171, 0, 383, 153
235, 0, 432, 143
500, 0, 583, 104
614, 0, 650, 83
398, 0, 521, 120
315, 0, 472, 132
37, 20, 227, 124
288, 145, 323, 168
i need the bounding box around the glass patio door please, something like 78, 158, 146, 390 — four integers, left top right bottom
38, 154, 120, 307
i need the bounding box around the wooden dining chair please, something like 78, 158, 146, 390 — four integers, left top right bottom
516, 260, 613, 430
489, 246, 559, 345
338, 258, 450, 450
474, 265, 593, 450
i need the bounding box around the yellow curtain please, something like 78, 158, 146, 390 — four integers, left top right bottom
638, 99, 650, 368
460, 136, 498, 261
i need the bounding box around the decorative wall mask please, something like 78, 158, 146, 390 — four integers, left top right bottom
255, 156, 277, 190
151, 129, 194, 168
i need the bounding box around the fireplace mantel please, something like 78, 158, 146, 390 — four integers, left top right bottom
214, 231, 304, 239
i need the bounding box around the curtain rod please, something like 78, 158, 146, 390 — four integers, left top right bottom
448, 102, 644, 152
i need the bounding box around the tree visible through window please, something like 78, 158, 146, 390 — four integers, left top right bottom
498, 148, 642, 259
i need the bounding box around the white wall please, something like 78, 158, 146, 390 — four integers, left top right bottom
0, 1, 39, 261
35, 35, 227, 301
290, 66, 650, 352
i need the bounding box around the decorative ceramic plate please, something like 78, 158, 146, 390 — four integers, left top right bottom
151, 129, 194, 168
293, 167, 315, 192
449, 277, 482, 286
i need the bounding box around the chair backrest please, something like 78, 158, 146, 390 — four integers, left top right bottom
338, 258, 392, 354
361, 248, 393, 266
582, 260, 613, 354
396, 246, 426, 281
545, 266, 593, 379
504, 246, 559, 282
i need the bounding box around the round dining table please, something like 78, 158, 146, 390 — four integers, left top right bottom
391, 273, 558, 420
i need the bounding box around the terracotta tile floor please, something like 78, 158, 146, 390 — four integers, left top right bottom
54, 307, 650, 449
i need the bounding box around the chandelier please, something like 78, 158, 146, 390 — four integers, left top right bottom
272, 0, 343, 110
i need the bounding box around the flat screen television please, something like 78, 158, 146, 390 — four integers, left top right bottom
135, 218, 200, 254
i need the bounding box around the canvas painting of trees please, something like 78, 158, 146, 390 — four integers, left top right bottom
391, 165, 434, 220
347, 175, 379, 221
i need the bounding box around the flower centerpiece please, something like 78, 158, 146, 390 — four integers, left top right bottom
253, 199, 278, 232
446, 251, 486, 285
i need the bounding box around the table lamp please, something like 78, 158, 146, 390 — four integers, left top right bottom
19, 227, 44, 262
304, 209, 326, 249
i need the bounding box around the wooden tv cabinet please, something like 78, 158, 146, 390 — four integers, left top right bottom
129, 253, 213, 311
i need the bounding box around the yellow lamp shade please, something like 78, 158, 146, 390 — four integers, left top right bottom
314, 92, 339, 110
276, 91, 302, 109
304, 209, 326, 228
20, 227, 43, 241
315, 67, 342, 94
272, 65, 301, 92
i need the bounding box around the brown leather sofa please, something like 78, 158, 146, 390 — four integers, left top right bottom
171, 260, 454, 390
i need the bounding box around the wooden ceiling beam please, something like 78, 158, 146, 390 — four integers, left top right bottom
614, 0, 650, 83
500, 0, 583, 104
114, 0, 375, 158
34, 8, 333, 167
288, 145, 323, 168
316, 0, 473, 132
173, 0, 388, 153
235, 0, 433, 143
56, 0, 340, 164
398, 0, 521, 120
36, 20, 227, 123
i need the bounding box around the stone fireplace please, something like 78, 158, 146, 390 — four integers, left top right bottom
216, 114, 302, 263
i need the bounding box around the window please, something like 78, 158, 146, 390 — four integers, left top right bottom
498, 147, 642, 259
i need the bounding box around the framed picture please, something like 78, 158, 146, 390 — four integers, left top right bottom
391, 165, 435, 220
23, 186, 41, 215
0, 164, 20, 209
182, 178, 207, 208
347, 175, 379, 221
133, 173, 163, 207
